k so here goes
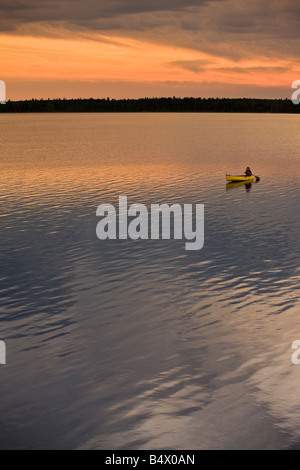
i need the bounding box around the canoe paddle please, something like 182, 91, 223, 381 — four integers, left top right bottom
254, 175, 260, 182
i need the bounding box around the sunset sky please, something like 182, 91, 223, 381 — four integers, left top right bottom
0, 0, 299, 100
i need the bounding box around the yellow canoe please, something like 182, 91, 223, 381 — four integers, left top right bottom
226, 174, 255, 182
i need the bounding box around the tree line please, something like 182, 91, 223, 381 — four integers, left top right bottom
0, 97, 299, 113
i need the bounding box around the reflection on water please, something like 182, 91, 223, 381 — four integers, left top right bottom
0, 113, 300, 449
226, 180, 260, 192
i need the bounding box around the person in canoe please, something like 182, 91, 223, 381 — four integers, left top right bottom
245, 167, 252, 177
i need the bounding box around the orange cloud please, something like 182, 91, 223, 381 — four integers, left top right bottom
0, 30, 297, 92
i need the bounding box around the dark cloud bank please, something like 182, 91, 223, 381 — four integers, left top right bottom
1, 0, 299, 46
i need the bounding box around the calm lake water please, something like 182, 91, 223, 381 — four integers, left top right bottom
0, 113, 300, 450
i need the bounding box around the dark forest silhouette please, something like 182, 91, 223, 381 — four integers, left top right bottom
0, 97, 298, 113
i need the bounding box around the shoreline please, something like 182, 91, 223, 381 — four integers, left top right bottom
0, 97, 299, 114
